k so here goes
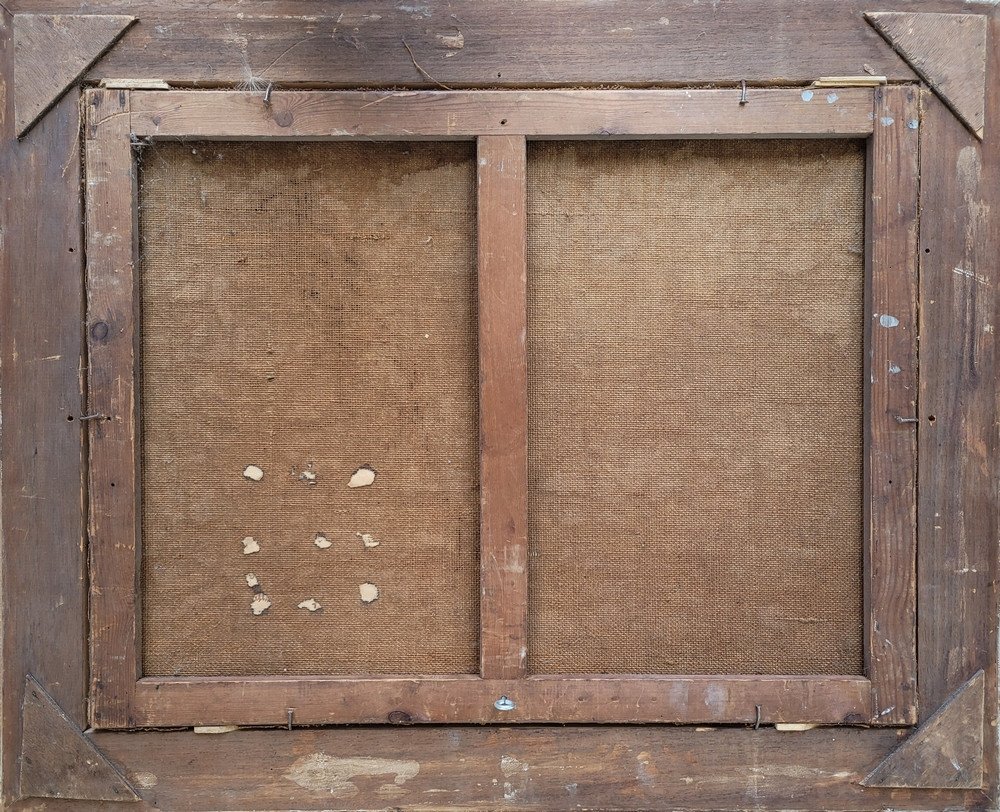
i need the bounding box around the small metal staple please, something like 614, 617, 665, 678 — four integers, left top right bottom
754, 704, 762, 729
79, 413, 104, 421
739, 80, 749, 105
286, 708, 294, 730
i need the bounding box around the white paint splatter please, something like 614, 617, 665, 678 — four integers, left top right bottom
907, 119, 919, 130
888, 363, 901, 374
298, 598, 322, 611
357, 532, 380, 548
879, 314, 900, 328
251, 594, 272, 615
245, 573, 259, 588
360, 583, 380, 603
242, 536, 261, 554
314, 534, 333, 549
879, 116, 895, 126
801, 90, 814, 102
243, 464, 264, 481
348, 466, 376, 488
826, 92, 838, 104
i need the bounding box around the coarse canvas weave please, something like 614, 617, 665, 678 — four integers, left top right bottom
526, 140, 865, 675
139, 142, 480, 676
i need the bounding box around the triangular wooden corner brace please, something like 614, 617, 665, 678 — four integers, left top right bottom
13, 13, 136, 138
862, 670, 985, 789
865, 11, 987, 140
19, 675, 139, 802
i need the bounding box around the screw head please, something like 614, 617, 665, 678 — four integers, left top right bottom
494, 695, 516, 711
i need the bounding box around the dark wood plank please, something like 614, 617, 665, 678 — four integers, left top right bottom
9, 0, 929, 88
131, 674, 872, 727
917, 15, 1000, 807
478, 135, 529, 680
85, 88, 139, 730
864, 85, 919, 726
866, 12, 987, 139
12, 13, 134, 137
129, 88, 876, 139
19, 676, 139, 802
862, 670, 984, 789
0, 10, 89, 807
81, 725, 989, 812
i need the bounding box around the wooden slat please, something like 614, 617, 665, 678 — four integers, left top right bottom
478, 135, 529, 680
916, 18, 999, 794
85, 88, 140, 729
129, 89, 876, 140
131, 675, 873, 727
864, 85, 919, 726
0, 18, 90, 803
87, 723, 991, 812
10, 1, 926, 88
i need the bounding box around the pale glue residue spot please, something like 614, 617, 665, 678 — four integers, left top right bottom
907, 119, 919, 130
500, 755, 528, 778
242, 536, 260, 555
774, 723, 818, 731
348, 466, 376, 488
826, 92, 838, 104
285, 754, 419, 799
300, 470, 317, 484
314, 533, 333, 549
243, 464, 264, 481
436, 31, 464, 49
246, 573, 259, 588
132, 771, 158, 788
193, 725, 239, 734
360, 583, 380, 603
298, 598, 322, 612
801, 89, 814, 102
879, 314, 900, 328
880, 116, 895, 126
658, 16, 670, 24
251, 594, 272, 615
357, 532, 380, 548
889, 363, 902, 374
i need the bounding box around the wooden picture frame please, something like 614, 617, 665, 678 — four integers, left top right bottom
85, 86, 914, 730
2, 2, 996, 809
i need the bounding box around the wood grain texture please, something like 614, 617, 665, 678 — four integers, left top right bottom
19, 676, 138, 802
0, 9, 90, 806
129, 88, 877, 139
917, 17, 1000, 807
0, 0, 932, 88
12, 13, 134, 137
85, 88, 139, 730
864, 85, 919, 726
130, 675, 872, 727
866, 12, 987, 139
71, 725, 988, 812
478, 136, 528, 680
862, 670, 984, 789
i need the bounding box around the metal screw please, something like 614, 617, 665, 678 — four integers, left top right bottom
494, 695, 516, 711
